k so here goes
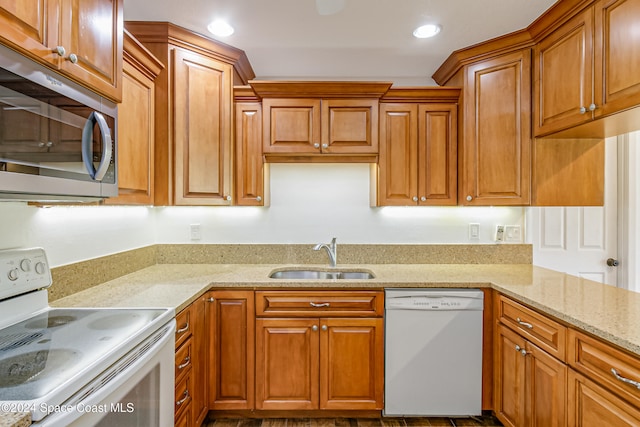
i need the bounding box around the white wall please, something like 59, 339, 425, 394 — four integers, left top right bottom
0, 164, 525, 266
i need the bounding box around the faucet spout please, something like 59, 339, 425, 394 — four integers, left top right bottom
313, 237, 337, 267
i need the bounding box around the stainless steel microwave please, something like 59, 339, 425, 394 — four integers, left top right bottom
0, 43, 117, 201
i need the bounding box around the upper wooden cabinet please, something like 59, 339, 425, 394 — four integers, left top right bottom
534, 0, 640, 138
234, 89, 266, 206
459, 49, 532, 206
125, 22, 255, 206
0, 0, 123, 102
105, 31, 163, 205
250, 81, 391, 162
377, 88, 459, 206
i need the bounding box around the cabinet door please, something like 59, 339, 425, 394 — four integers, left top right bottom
321, 99, 378, 154
262, 98, 321, 153
495, 324, 527, 427
594, 0, 640, 117
106, 55, 155, 205
208, 290, 255, 410
59, 0, 123, 101
378, 103, 418, 206
568, 369, 640, 427
462, 49, 531, 205
235, 102, 264, 206
417, 104, 457, 205
319, 318, 383, 410
190, 296, 208, 427
534, 6, 594, 136
527, 342, 567, 427
0, 0, 60, 66
255, 318, 319, 410
173, 48, 233, 205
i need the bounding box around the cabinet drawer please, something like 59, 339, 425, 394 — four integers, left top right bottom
175, 338, 193, 384
568, 329, 640, 408
175, 372, 192, 420
496, 294, 566, 360
255, 291, 384, 317
175, 306, 192, 349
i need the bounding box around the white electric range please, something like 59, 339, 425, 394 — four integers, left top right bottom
0, 248, 176, 426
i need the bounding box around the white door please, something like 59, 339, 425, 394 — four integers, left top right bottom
529, 137, 619, 287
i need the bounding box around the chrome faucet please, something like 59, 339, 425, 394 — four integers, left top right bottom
313, 237, 337, 267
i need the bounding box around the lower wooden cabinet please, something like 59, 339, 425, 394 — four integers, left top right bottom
255, 317, 384, 411
174, 295, 207, 426
254, 290, 384, 411
208, 290, 255, 410
494, 316, 567, 427
568, 369, 640, 426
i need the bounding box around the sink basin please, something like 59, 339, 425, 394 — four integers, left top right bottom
269, 269, 375, 280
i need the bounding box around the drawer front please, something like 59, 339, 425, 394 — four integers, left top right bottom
175, 373, 192, 420
568, 328, 640, 408
175, 338, 193, 384
255, 291, 384, 317
497, 294, 566, 360
175, 306, 192, 349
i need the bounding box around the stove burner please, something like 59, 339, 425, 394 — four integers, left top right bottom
88, 313, 139, 330
24, 315, 77, 329
0, 332, 44, 352
0, 349, 80, 387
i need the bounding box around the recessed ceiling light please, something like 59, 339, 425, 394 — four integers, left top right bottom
207, 19, 234, 37
413, 24, 441, 39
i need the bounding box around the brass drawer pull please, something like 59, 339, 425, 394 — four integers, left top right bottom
176, 390, 189, 406
611, 368, 640, 390
176, 322, 189, 334
310, 302, 330, 308
178, 356, 191, 370
516, 317, 533, 329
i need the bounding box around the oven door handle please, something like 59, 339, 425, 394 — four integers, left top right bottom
81, 111, 112, 181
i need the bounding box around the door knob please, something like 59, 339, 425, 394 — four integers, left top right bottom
607, 258, 619, 267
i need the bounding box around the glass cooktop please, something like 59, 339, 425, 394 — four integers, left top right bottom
0, 307, 168, 400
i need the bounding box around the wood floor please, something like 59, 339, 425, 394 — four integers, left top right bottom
203, 416, 503, 427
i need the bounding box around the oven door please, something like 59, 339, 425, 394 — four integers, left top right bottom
35, 321, 176, 427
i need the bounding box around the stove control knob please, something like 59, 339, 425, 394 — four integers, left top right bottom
35, 262, 47, 275
20, 259, 31, 272
8, 268, 19, 281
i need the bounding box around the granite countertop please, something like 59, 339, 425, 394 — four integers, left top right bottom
0, 413, 30, 427
50, 263, 640, 357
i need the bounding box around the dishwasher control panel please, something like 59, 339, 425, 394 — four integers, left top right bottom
385, 289, 484, 311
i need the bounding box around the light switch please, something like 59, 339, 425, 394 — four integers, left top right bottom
469, 223, 480, 240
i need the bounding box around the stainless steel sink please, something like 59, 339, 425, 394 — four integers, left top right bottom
269, 269, 375, 280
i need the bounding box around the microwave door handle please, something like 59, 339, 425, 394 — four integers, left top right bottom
81, 111, 113, 181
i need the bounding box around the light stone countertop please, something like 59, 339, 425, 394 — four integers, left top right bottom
49, 263, 640, 357
0, 413, 30, 427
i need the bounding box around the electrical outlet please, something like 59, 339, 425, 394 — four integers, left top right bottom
495, 225, 505, 242
469, 223, 480, 240
504, 225, 522, 243
190, 223, 201, 241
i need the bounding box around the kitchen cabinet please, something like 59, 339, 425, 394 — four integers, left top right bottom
494, 295, 568, 427
377, 93, 458, 206
174, 295, 207, 427
0, 0, 123, 102
105, 30, 163, 205
234, 87, 266, 206
534, 0, 640, 138
250, 81, 391, 162
208, 290, 255, 410
254, 290, 384, 411
567, 328, 640, 425
459, 49, 532, 206
125, 22, 254, 206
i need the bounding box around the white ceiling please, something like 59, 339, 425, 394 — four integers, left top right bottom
124, 0, 557, 85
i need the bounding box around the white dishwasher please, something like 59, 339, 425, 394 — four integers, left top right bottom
384, 288, 484, 417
